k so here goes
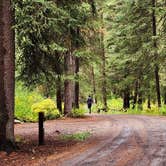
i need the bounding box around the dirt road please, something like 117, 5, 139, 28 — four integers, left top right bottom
57, 115, 166, 166
2, 115, 166, 166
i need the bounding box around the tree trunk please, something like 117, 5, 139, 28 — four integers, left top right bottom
100, 13, 107, 110
4, 0, 15, 143
101, 46, 107, 110
64, 52, 74, 115
73, 28, 80, 109
138, 90, 143, 110
152, 0, 161, 107
56, 75, 62, 113
148, 95, 151, 109
0, 0, 11, 150
154, 65, 161, 107
0, 22, 9, 150
74, 57, 79, 108
71, 56, 75, 108
132, 80, 138, 109
164, 91, 166, 105
91, 66, 97, 104
164, 87, 166, 105
90, 0, 96, 16
123, 88, 130, 109
0, 0, 15, 150
54, 51, 63, 113
0, 57, 9, 150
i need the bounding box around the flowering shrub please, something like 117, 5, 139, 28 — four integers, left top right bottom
31, 99, 60, 119
15, 84, 43, 122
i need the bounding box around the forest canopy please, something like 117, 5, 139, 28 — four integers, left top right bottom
14, 0, 166, 112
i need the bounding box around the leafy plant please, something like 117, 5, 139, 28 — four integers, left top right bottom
31, 99, 61, 120
70, 108, 86, 118
60, 132, 91, 141
160, 106, 166, 115
15, 83, 43, 122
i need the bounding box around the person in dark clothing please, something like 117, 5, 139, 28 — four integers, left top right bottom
87, 96, 93, 114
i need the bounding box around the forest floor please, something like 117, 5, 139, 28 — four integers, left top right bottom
1, 114, 166, 166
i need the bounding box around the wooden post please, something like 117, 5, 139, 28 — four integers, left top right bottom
38, 112, 44, 145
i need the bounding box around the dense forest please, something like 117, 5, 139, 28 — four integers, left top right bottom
0, 0, 166, 151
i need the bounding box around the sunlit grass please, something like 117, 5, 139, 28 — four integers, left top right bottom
59, 132, 91, 141
87, 98, 166, 116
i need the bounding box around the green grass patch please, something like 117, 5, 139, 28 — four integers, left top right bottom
104, 103, 166, 116
89, 98, 166, 116
90, 98, 123, 113
70, 108, 86, 118
60, 132, 91, 141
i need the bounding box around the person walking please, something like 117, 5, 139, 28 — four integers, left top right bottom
87, 96, 93, 114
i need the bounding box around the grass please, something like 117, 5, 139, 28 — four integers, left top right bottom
109, 107, 166, 116
87, 98, 166, 116
15, 83, 166, 122
70, 108, 86, 118
59, 132, 91, 141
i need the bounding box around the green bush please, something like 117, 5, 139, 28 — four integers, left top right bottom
31, 99, 60, 119
15, 83, 43, 122
71, 108, 86, 118
160, 106, 166, 115
15, 83, 60, 122
107, 98, 123, 111
90, 98, 123, 113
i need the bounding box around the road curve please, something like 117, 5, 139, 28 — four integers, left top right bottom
59, 115, 166, 166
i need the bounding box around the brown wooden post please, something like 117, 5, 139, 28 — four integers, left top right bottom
38, 112, 44, 145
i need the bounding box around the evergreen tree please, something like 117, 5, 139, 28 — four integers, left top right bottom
0, 0, 15, 151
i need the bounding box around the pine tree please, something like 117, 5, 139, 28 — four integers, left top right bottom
0, 0, 15, 151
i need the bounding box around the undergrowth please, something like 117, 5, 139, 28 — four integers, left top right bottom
60, 132, 91, 141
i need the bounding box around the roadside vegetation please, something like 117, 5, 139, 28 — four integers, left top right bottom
60, 132, 91, 142
15, 83, 166, 122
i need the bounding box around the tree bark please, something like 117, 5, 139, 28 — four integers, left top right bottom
152, 0, 161, 107
64, 52, 74, 115
56, 75, 62, 113
71, 56, 75, 108
100, 12, 107, 110
4, 0, 15, 143
101, 42, 107, 110
132, 80, 138, 109
73, 28, 80, 109
138, 90, 143, 110
0, 0, 15, 150
0, 53, 8, 150
91, 66, 97, 104
74, 57, 79, 108
164, 91, 166, 105
148, 95, 151, 109
54, 51, 63, 113
123, 88, 130, 109
154, 65, 161, 107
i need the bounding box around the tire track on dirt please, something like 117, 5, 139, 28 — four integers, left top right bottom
14, 115, 166, 166
60, 117, 143, 166
132, 116, 166, 166
61, 115, 166, 166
